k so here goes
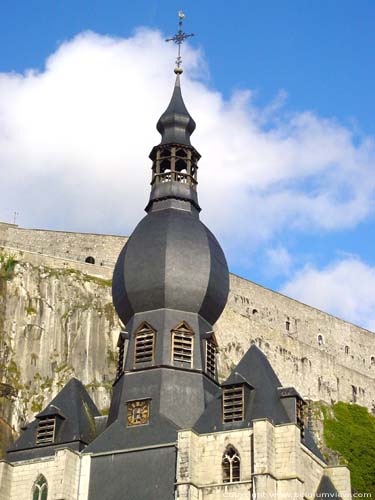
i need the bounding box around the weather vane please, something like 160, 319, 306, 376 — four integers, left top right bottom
166, 11, 194, 74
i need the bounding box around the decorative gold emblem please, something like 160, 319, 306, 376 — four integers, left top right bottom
127, 400, 150, 426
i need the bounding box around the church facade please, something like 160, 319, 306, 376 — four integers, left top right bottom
0, 54, 351, 500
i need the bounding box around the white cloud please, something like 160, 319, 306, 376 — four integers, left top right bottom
0, 29, 374, 262
265, 246, 293, 277
281, 258, 375, 331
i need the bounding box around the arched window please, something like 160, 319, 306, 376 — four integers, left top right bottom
317, 334, 324, 346
345, 345, 349, 355
32, 475, 48, 500
371, 356, 375, 366
85, 256, 95, 264
222, 445, 240, 483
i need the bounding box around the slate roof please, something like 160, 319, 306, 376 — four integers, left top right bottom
156, 74, 196, 146
315, 475, 342, 500
7, 377, 101, 462
194, 344, 324, 460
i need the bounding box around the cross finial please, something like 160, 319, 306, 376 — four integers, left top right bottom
166, 11, 194, 74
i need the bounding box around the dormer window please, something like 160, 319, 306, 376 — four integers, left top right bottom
116, 331, 127, 378
222, 385, 244, 423
172, 321, 194, 367
36, 416, 56, 445
206, 336, 217, 377
134, 322, 156, 367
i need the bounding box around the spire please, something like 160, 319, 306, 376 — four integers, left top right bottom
156, 74, 196, 146
147, 12, 200, 211
159, 11, 196, 146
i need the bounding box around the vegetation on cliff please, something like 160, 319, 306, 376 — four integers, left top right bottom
322, 402, 375, 496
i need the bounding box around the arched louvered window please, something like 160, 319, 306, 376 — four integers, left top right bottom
171, 321, 194, 367
134, 322, 156, 367
32, 475, 48, 500
222, 445, 240, 483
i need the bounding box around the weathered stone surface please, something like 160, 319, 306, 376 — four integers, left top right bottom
0, 223, 374, 444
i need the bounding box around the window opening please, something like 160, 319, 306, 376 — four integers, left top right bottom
317, 334, 323, 346
206, 339, 217, 377
222, 385, 244, 423
172, 322, 194, 367
371, 356, 375, 366
345, 345, 349, 355
286, 319, 290, 331
117, 332, 126, 378
33, 475, 48, 500
134, 322, 155, 366
85, 256, 95, 264
222, 446, 240, 483
36, 417, 56, 445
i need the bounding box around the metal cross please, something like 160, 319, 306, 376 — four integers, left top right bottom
166, 11, 194, 73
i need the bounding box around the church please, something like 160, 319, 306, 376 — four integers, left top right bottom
0, 20, 351, 500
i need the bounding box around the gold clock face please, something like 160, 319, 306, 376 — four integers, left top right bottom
127, 400, 150, 426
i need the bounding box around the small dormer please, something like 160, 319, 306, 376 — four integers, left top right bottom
221, 374, 253, 426
35, 405, 65, 446
278, 387, 306, 437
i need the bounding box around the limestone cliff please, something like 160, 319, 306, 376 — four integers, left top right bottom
0, 249, 119, 442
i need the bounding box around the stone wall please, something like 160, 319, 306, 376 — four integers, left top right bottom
0, 222, 127, 267
0, 448, 81, 500
176, 421, 350, 500
216, 274, 375, 409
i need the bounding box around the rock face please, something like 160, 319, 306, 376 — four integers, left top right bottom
0, 249, 120, 436
1, 223, 375, 450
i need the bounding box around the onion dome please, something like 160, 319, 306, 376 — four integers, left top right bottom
112, 208, 229, 326
156, 75, 196, 146
112, 72, 229, 327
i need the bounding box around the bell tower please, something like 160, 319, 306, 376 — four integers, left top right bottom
86, 10, 229, 467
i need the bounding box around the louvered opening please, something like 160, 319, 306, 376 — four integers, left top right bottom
36, 417, 56, 445
117, 336, 125, 378
134, 331, 155, 365
222, 386, 244, 423
172, 322, 194, 367
206, 340, 217, 377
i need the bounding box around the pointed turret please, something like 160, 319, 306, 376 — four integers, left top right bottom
156, 74, 196, 146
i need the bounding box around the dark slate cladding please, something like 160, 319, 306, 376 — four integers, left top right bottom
7, 378, 100, 462
193, 345, 325, 461
87, 364, 219, 455
88, 447, 176, 500
314, 475, 343, 500
112, 207, 229, 327
156, 74, 196, 146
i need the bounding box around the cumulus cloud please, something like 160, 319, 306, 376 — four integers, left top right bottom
281, 258, 375, 331
0, 29, 374, 264
265, 246, 293, 277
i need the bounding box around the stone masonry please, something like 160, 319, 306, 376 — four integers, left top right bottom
0, 221, 374, 439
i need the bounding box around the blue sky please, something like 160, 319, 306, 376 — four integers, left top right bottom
0, 1, 374, 329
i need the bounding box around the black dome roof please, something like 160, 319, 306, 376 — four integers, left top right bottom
112, 208, 229, 326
